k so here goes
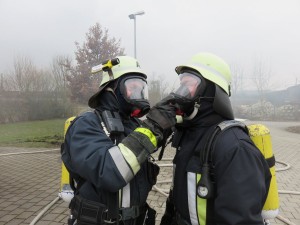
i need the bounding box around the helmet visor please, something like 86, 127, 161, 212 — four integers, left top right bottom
174, 72, 201, 99
124, 78, 149, 100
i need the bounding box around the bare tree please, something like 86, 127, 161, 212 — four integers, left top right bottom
294, 76, 299, 86
49, 55, 74, 117
0, 73, 4, 91
51, 55, 73, 91
252, 61, 271, 96
0, 56, 74, 123
231, 64, 245, 96
251, 61, 272, 118
9, 56, 34, 91
8, 56, 52, 92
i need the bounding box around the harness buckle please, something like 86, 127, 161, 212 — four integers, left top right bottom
102, 209, 122, 224
120, 205, 143, 220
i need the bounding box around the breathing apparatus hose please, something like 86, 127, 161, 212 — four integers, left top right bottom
275, 161, 299, 225
0, 148, 60, 225
1, 150, 299, 225
0, 148, 59, 156
29, 197, 61, 225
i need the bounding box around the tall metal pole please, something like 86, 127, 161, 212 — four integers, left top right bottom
129, 11, 145, 59
134, 16, 137, 58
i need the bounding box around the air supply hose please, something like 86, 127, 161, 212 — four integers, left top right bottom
1, 150, 299, 225
29, 197, 61, 225
0, 148, 60, 225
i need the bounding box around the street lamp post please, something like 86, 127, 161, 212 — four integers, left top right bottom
128, 11, 145, 59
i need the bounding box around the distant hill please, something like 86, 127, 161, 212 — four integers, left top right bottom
231, 84, 300, 106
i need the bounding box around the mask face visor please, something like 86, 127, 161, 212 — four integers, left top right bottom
174, 72, 201, 100
124, 78, 148, 101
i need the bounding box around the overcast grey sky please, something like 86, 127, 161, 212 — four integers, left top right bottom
0, 0, 299, 90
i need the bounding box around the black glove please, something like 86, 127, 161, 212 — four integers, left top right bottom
120, 103, 176, 166
146, 103, 177, 131
142, 103, 176, 147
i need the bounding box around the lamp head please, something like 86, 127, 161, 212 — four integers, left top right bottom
129, 11, 145, 19
134, 11, 145, 16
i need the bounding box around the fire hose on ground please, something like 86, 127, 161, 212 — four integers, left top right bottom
1, 150, 299, 225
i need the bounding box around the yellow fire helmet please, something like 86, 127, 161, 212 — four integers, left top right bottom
88, 55, 147, 108
175, 52, 234, 119
175, 52, 231, 95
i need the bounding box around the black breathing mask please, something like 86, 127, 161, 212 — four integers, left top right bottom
118, 75, 150, 118
170, 71, 207, 116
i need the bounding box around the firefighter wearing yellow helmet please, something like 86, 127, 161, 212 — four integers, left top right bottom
159, 53, 273, 225
61, 55, 177, 225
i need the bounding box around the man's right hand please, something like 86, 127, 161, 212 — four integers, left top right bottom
142, 102, 177, 147
146, 103, 177, 131
119, 101, 176, 168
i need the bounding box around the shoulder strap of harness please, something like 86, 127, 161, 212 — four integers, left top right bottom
216, 120, 248, 133
197, 120, 248, 199
206, 120, 248, 161
94, 109, 122, 224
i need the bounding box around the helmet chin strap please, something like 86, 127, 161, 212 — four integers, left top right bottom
184, 102, 200, 120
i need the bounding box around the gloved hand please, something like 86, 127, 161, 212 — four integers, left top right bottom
142, 102, 177, 147
146, 103, 177, 130
120, 101, 176, 167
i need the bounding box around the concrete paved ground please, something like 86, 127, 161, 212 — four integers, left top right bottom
0, 121, 299, 225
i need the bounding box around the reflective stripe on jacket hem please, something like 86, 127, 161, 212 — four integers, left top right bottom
187, 172, 207, 225
121, 183, 130, 208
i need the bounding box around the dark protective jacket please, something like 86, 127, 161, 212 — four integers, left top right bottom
171, 102, 271, 225
63, 91, 154, 213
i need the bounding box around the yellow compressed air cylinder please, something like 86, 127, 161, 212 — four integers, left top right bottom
59, 116, 76, 203
247, 124, 279, 219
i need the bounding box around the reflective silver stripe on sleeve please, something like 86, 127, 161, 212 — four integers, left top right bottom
121, 183, 130, 208
109, 146, 134, 183
188, 172, 199, 225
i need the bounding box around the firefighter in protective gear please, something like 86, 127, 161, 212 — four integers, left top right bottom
62, 56, 176, 225
159, 53, 272, 225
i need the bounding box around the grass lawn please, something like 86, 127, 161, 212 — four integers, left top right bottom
1, 119, 299, 149
0, 119, 66, 148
